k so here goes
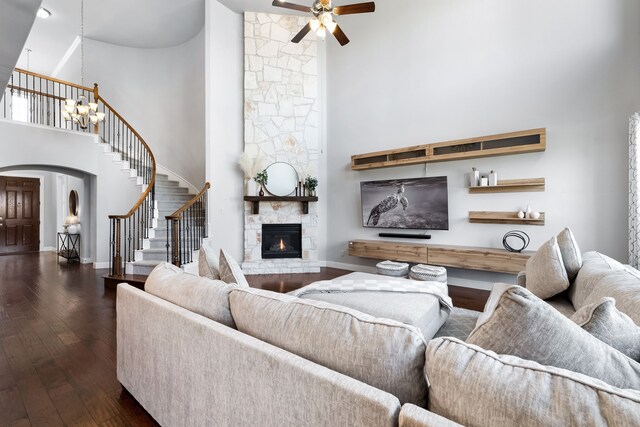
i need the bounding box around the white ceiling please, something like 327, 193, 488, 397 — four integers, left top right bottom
219, 0, 306, 14
17, 0, 205, 76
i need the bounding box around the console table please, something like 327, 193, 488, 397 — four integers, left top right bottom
348, 239, 533, 274
57, 232, 80, 263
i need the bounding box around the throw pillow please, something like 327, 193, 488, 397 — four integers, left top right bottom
571, 297, 640, 362
219, 248, 249, 287
198, 241, 220, 280
467, 284, 640, 391
525, 236, 570, 299
229, 287, 429, 406
426, 337, 640, 427
557, 227, 583, 281
144, 262, 237, 328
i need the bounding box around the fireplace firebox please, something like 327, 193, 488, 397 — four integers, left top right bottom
262, 224, 302, 259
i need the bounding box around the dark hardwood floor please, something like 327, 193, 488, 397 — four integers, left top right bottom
0, 253, 489, 426
0, 252, 157, 427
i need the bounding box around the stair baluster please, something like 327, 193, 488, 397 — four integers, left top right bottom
166, 182, 210, 267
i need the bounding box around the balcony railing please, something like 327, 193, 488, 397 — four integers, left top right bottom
166, 182, 210, 267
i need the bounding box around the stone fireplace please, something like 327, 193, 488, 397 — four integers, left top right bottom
241, 12, 321, 275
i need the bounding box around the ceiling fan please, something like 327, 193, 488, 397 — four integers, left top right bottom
272, 0, 376, 46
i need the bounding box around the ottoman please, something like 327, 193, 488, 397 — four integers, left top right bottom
376, 260, 410, 277
292, 272, 450, 340
410, 264, 447, 283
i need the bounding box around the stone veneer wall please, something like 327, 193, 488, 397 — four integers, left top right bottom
242, 12, 320, 274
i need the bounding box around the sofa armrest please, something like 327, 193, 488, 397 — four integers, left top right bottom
516, 271, 526, 287
399, 404, 464, 427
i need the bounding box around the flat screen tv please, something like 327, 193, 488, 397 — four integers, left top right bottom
360, 176, 449, 230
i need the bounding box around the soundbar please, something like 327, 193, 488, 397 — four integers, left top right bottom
378, 233, 431, 239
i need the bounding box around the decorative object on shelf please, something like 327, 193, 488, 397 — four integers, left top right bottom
470, 167, 480, 187
489, 170, 498, 186
264, 162, 299, 197
526, 205, 532, 219
503, 230, 531, 253
67, 223, 81, 234
517, 210, 525, 219
272, 0, 376, 46
239, 151, 269, 196
254, 169, 268, 197
62, 0, 105, 129
531, 211, 541, 220
480, 177, 489, 186
304, 176, 318, 197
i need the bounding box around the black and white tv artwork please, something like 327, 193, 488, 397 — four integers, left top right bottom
361, 176, 449, 230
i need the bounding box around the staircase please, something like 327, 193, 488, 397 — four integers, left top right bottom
127, 174, 196, 275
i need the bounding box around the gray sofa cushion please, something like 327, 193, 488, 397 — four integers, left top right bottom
467, 284, 640, 391
426, 337, 640, 427
525, 236, 569, 299
556, 227, 582, 281
571, 297, 640, 362
198, 241, 220, 280
229, 287, 428, 406
399, 404, 463, 427
145, 262, 237, 328
219, 248, 249, 287
569, 252, 640, 325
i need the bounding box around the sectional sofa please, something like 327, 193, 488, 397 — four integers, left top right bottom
116, 248, 640, 426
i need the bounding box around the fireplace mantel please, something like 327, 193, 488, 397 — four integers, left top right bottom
244, 196, 319, 215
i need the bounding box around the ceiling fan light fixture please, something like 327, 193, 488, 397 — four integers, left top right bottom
316, 27, 327, 39
310, 18, 321, 31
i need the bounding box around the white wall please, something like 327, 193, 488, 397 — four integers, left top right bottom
205, 1, 245, 260
0, 119, 142, 264
56, 31, 206, 189
325, 0, 640, 283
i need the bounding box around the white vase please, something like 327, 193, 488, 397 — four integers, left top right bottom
67, 223, 81, 234
246, 179, 257, 196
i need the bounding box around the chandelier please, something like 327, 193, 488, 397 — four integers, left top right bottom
62, 0, 104, 129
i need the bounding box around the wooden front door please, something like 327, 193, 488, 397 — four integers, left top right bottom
0, 176, 40, 254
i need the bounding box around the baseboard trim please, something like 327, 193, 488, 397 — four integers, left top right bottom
93, 262, 110, 269
324, 261, 376, 274
42, 246, 56, 252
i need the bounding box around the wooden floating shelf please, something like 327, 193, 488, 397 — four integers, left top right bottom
348, 239, 534, 274
469, 211, 545, 226
244, 196, 318, 215
469, 178, 545, 194
351, 128, 546, 170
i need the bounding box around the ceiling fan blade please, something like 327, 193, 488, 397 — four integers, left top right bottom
292, 22, 312, 43
271, 0, 312, 13
332, 24, 350, 46
333, 2, 375, 15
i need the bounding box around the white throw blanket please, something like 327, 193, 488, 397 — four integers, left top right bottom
290, 273, 453, 312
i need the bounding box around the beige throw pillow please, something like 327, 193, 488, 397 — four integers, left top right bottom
198, 241, 220, 280
144, 262, 237, 328
229, 287, 429, 406
525, 236, 569, 299
219, 248, 249, 287
571, 297, 640, 362
426, 337, 640, 427
467, 284, 640, 391
557, 227, 583, 281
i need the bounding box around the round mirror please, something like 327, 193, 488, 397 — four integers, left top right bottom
69, 190, 79, 216
264, 162, 299, 197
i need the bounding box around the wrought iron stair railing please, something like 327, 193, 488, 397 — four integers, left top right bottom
166, 182, 210, 267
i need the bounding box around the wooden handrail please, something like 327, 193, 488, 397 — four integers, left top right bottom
14, 68, 93, 92
165, 182, 211, 220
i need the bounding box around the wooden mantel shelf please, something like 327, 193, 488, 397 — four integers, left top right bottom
244, 196, 318, 215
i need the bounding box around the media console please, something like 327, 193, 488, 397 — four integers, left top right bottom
348, 239, 533, 274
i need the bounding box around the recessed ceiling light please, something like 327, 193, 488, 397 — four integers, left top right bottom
37, 7, 52, 19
